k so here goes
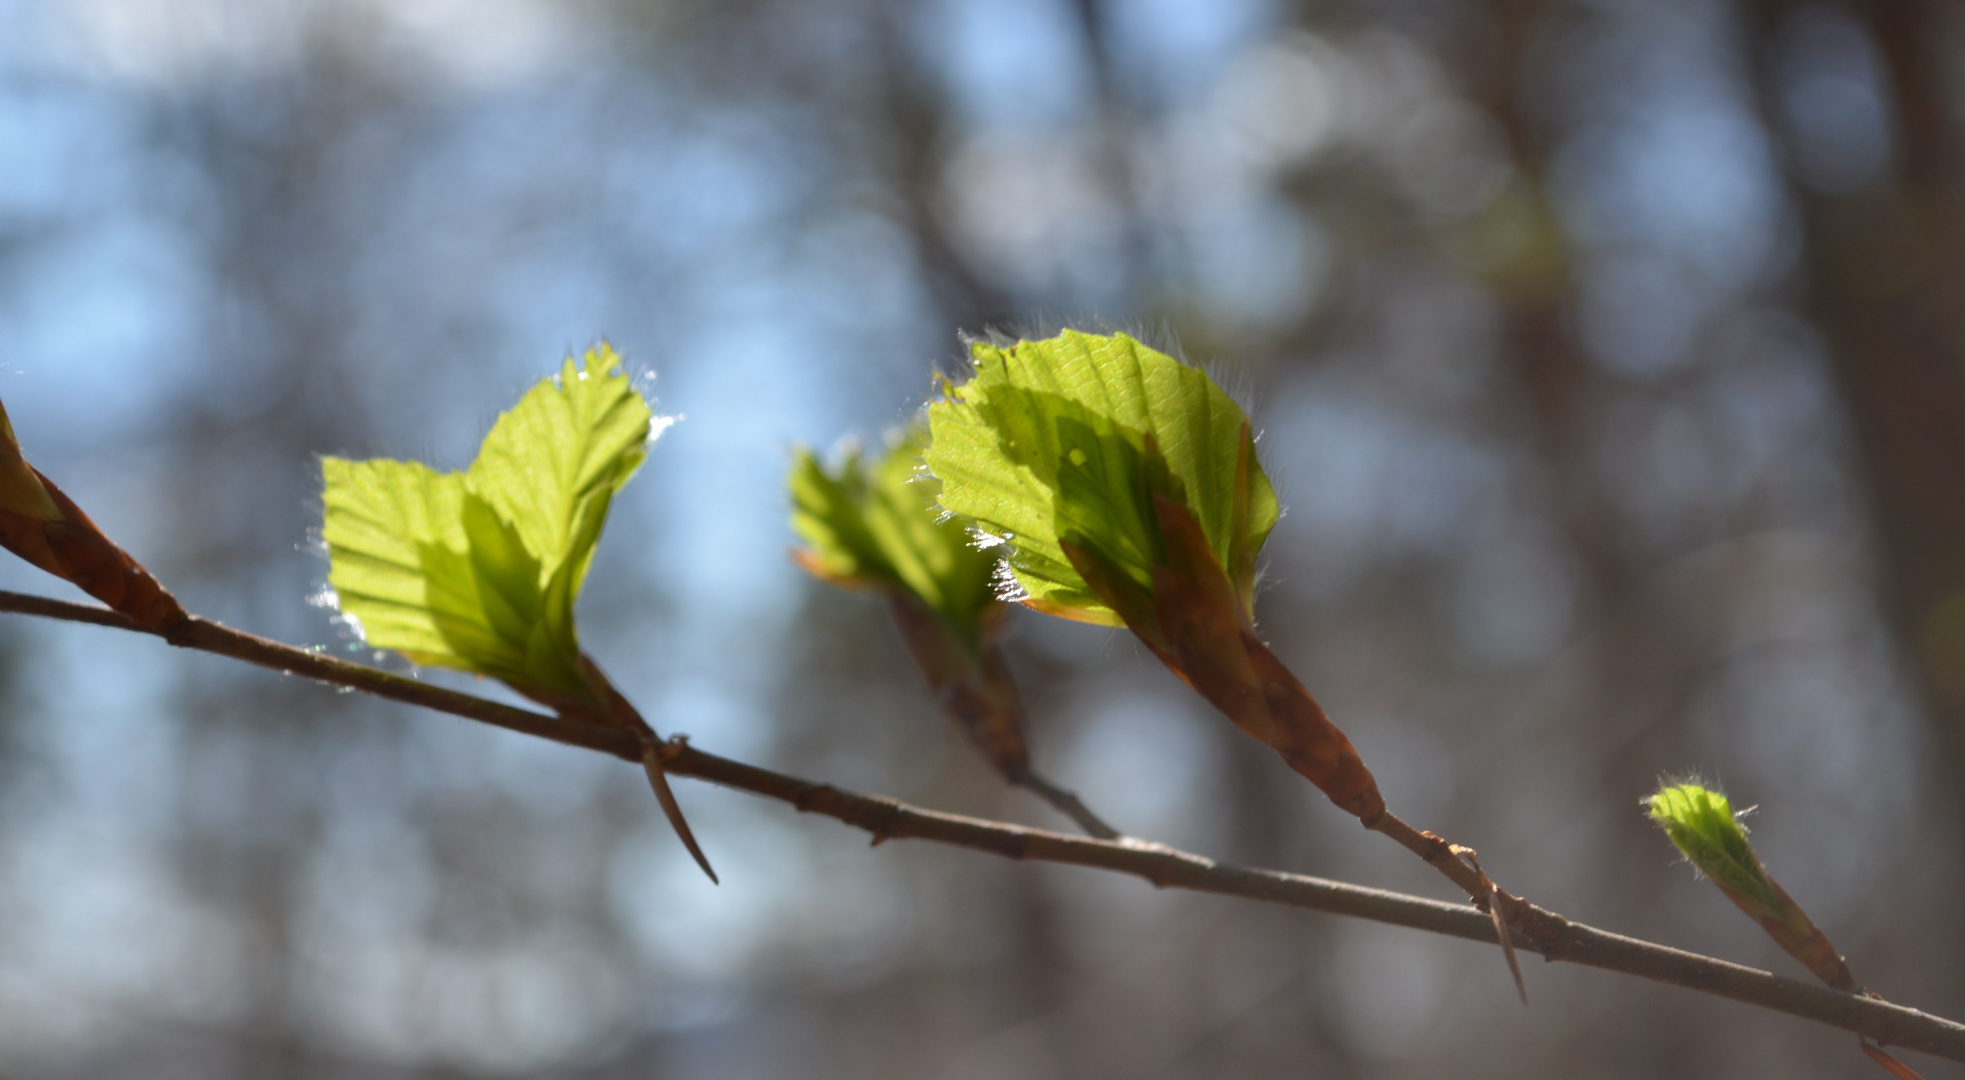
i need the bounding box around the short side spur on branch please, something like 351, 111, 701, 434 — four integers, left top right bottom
924, 328, 1536, 997
789, 426, 1117, 838
319, 345, 717, 882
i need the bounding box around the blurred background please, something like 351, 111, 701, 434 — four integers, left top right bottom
0, 0, 1961, 1075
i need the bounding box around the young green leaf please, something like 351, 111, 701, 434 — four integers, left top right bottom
1647, 781, 1853, 990
789, 431, 1031, 774
322, 345, 655, 704
925, 329, 1278, 627
790, 430, 1118, 837
321, 345, 716, 882
924, 330, 1382, 821
1647, 783, 1779, 910
789, 428, 998, 649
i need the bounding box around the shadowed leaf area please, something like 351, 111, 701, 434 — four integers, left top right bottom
790, 430, 1034, 775
790, 427, 998, 648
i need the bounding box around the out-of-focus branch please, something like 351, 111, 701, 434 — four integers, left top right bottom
3, 587, 1963, 1063
867, 0, 1016, 334
1744, 0, 1965, 857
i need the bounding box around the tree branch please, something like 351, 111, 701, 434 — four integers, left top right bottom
2, 588, 1960, 1063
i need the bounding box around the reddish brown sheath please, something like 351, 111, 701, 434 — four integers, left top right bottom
886, 592, 1030, 774
1717, 877, 1855, 991
1059, 494, 1385, 821
1150, 496, 1383, 820
0, 468, 185, 632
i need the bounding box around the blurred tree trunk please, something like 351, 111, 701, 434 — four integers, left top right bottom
1458, 0, 1701, 805
870, 0, 1017, 336
1746, 0, 1965, 849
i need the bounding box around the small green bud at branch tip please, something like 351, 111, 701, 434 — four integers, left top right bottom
1646, 780, 1854, 991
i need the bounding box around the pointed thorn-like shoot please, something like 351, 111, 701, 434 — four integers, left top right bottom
577, 655, 717, 884
1861, 1041, 1929, 1080
1488, 893, 1528, 1005
1460, 847, 1527, 1006
643, 741, 719, 884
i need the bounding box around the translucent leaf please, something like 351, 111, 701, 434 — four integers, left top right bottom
469, 348, 656, 613
789, 428, 998, 647
322, 345, 657, 701
925, 330, 1278, 626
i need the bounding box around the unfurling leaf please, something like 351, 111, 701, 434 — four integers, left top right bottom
926, 330, 1381, 820
322, 345, 715, 882
323, 344, 655, 704
790, 428, 998, 650
926, 328, 1278, 627
791, 430, 1119, 838
0, 397, 185, 630
1647, 781, 1853, 991
1646, 784, 1777, 908
790, 430, 1029, 774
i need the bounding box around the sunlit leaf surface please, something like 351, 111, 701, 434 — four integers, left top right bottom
925, 329, 1278, 626
322, 345, 658, 701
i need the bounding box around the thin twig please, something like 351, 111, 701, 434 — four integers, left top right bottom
1005, 763, 1120, 840
3, 588, 1962, 1064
